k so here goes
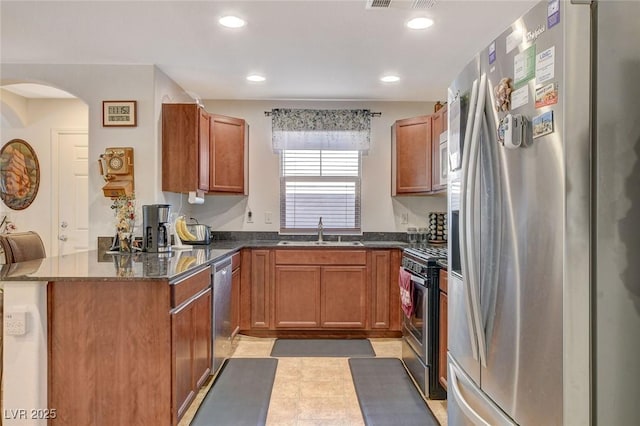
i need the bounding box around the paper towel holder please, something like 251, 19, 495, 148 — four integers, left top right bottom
188, 189, 205, 205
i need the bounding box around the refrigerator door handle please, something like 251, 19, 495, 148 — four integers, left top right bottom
448, 361, 491, 426
459, 77, 480, 361
466, 73, 489, 367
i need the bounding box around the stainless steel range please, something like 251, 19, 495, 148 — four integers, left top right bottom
401, 245, 447, 400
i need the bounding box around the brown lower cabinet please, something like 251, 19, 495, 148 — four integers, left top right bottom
274, 265, 321, 328
48, 266, 212, 425
172, 285, 211, 422
321, 266, 367, 328
240, 248, 402, 335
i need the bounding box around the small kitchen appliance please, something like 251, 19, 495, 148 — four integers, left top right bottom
142, 204, 171, 253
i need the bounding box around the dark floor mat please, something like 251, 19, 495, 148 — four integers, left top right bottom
349, 358, 439, 426
270, 338, 375, 357
190, 358, 278, 426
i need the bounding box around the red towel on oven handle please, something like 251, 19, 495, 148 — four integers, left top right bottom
399, 267, 413, 318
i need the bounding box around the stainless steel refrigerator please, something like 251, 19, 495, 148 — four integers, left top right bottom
447, 1, 640, 425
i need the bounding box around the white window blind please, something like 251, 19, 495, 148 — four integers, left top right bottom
280, 150, 361, 233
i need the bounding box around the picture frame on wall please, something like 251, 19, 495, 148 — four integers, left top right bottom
103, 100, 137, 127
0, 138, 40, 210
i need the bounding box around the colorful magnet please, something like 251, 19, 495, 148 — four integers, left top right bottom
514, 45, 536, 87
494, 77, 513, 112
548, 0, 560, 29
535, 82, 559, 108
532, 110, 554, 139
489, 41, 497, 65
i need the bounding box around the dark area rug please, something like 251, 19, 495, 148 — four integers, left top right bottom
270, 338, 375, 357
190, 358, 278, 426
349, 358, 439, 426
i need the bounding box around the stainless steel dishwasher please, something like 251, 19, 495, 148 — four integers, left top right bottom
212, 257, 232, 375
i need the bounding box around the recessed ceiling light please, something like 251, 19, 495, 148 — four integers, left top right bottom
380, 75, 400, 83
219, 16, 246, 28
406, 17, 434, 30
246, 74, 266, 82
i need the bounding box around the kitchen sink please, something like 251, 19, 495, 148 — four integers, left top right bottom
277, 241, 364, 247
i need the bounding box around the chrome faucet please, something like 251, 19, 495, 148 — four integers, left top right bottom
317, 217, 324, 242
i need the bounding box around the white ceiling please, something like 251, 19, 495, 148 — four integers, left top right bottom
0, 0, 537, 101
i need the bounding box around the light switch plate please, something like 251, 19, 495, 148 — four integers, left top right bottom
401, 213, 409, 224
265, 212, 273, 224
5, 311, 27, 336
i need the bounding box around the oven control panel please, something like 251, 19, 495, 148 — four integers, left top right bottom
402, 257, 431, 278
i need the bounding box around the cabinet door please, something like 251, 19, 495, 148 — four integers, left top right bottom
209, 114, 246, 194
162, 103, 210, 193
370, 250, 391, 329
321, 266, 367, 328
431, 106, 448, 192
274, 265, 321, 328
193, 289, 212, 389
251, 250, 271, 328
393, 115, 432, 194
198, 109, 211, 191
172, 301, 196, 423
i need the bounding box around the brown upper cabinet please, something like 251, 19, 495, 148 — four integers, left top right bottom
209, 114, 248, 194
162, 103, 210, 193
162, 104, 248, 195
431, 105, 448, 193
392, 107, 448, 195
392, 115, 432, 195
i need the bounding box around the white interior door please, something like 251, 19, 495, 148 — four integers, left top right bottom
53, 130, 89, 255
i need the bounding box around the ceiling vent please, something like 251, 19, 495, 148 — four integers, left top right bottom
365, 0, 437, 9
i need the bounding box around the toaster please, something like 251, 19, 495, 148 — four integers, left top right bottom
184, 223, 211, 245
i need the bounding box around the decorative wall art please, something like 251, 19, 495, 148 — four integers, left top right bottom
103, 100, 137, 127
0, 139, 40, 210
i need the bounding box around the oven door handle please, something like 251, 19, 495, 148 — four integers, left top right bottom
409, 274, 425, 286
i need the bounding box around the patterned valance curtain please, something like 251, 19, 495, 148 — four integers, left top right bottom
271, 109, 371, 152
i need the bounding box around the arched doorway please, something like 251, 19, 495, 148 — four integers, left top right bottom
0, 82, 89, 256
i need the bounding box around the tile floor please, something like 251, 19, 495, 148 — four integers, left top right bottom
179, 336, 448, 426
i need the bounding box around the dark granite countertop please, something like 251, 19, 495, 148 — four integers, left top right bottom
0, 239, 409, 282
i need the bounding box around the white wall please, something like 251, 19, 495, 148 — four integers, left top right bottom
0, 66, 446, 242
0, 95, 88, 255
1, 64, 195, 248
190, 99, 447, 233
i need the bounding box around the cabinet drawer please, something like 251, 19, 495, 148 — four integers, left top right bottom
172, 267, 211, 308
275, 250, 367, 265
439, 268, 448, 293
231, 252, 241, 270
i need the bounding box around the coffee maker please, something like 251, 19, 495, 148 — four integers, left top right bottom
142, 204, 171, 253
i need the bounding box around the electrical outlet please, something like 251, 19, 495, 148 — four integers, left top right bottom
5, 311, 27, 336
246, 210, 253, 223
265, 211, 273, 224
401, 213, 409, 224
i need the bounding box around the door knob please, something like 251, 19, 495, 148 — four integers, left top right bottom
59, 235, 68, 241
60, 221, 68, 229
